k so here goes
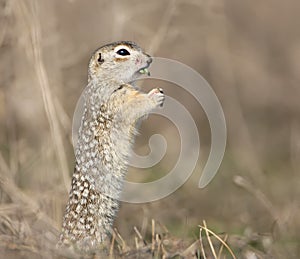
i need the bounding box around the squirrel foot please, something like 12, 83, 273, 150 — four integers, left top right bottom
148, 88, 165, 107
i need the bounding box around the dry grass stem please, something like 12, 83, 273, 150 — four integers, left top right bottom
217, 234, 228, 259
151, 219, 155, 253
109, 230, 116, 258
147, 0, 178, 54
203, 220, 218, 258
199, 227, 207, 259
199, 223, 237, 259
16, 0, 71, 190
233, 175, 285, 233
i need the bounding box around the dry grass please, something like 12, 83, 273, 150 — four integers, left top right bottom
0, 0, 300, 258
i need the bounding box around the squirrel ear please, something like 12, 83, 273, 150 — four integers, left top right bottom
97, 53, 104, 64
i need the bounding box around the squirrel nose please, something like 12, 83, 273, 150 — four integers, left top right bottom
145, 53, 152, 64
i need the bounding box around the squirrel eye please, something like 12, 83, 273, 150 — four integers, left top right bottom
97, 53, 104, 63
116, 48, 130, 56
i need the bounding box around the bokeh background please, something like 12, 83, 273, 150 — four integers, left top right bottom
0, 0, 299, 258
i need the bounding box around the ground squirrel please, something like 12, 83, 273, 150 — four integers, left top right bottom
58, 41, 164, 251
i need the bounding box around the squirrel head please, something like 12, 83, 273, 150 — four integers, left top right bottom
88, 41, 152, 84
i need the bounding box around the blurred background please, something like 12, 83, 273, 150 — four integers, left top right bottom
0, 0, 299, 258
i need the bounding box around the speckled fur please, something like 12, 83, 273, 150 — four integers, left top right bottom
58, 41, 164, 251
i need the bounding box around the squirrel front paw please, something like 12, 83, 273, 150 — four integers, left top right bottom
148, 88, 165, 107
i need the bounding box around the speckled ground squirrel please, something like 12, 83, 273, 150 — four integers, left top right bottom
58, 41, 164, 251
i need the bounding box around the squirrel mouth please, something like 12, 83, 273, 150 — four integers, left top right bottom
138, 68, 150, 76
131, 66, 151, 90
137, 67, 150, 76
